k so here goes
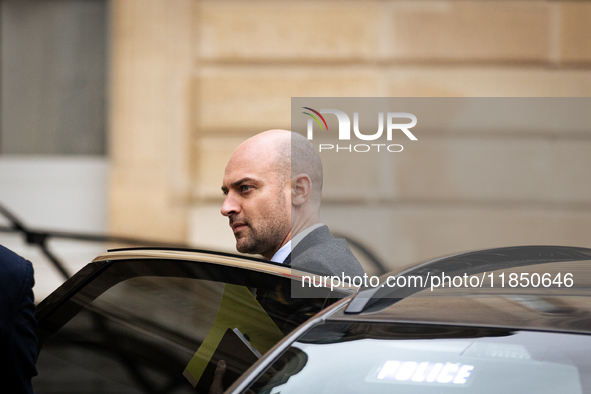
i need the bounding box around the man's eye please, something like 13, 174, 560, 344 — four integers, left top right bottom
240, 185, 252, 192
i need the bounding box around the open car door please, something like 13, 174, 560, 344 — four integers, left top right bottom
34, 248, 353, 394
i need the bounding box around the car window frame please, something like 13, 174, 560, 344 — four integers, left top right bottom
35, 249, 355, 353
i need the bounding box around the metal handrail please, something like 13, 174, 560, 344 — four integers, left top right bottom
0, 202, 187, 280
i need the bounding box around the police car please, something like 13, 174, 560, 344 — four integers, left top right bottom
229, 245, 591, 394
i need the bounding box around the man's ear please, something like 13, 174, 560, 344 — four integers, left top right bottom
291, 174, 312, 206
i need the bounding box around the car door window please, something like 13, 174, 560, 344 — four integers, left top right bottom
34, 255, 346, 394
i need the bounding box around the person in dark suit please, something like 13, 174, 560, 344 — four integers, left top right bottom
0, 245, 38, 394
220, 129, 364, 277
213, 130, 364, 394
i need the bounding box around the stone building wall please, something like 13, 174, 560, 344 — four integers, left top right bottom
109, 0, 591, 272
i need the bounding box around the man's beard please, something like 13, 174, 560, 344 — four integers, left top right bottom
233, 192, 290, 258
235, 219, 288, 256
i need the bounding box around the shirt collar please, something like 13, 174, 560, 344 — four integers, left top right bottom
270, 240, 291, 264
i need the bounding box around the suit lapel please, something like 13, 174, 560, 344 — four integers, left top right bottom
282, 253, 291, 266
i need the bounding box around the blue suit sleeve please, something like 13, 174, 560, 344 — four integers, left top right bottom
0, 246, 38, 394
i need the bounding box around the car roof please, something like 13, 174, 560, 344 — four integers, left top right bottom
335, 245, 591, 335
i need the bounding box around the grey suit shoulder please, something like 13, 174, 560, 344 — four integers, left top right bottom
288, 225, 365, 277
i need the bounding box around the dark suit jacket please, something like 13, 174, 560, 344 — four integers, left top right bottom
285, 225, 365, 278
0, 245, 38, 394
257, 226, 364, 334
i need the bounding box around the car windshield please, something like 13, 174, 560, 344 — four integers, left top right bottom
246, 321, 591, 394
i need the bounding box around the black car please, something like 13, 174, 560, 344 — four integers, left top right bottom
34, 248, 353, 393
35, 246, 591, 393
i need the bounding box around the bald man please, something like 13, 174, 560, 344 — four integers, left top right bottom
221, 130, 364, 277
213, 130, 364, 394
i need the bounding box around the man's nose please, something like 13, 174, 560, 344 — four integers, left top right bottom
221, 192, 240, 217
